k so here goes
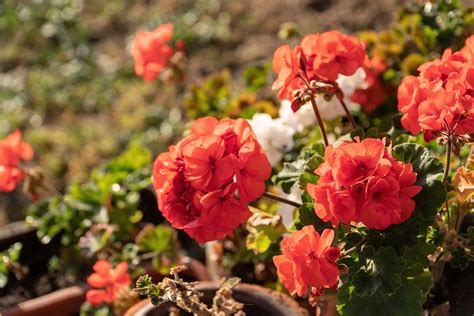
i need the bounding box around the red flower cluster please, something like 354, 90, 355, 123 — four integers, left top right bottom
272, 30, 366, 111
131, 23, 184, 81
86, 260, 131, 306
398, 36, 474, 138
273, 226, 340, 297
350, 56, 387, 113
153, 117, 271, 243
0, 130, 33, 192
307, 138, 421, 230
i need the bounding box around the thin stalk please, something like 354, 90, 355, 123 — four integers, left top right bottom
262, 191, 302, 208
445, 200, 451, 231
339, 97, 357, 130
341, 238, 367, 257
309, 94, 329, 147
442, 137, 452, 184
339, 222, 359, 230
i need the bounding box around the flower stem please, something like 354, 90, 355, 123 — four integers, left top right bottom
262, 191, 302, 208
339, 98, 357, 130
309, 94, 329, 147
442, 137, 452, 184
341, 238, 366, 257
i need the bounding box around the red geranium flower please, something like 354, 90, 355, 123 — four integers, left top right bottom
307, 138, 421, 230
304, 30, 366, 82
131, 24, 175, 80
0, 130, 33, 192
397, 36, 474, 139
461, 35, 474, 60
153, 117, 271, 243
271, 45, 303, 100
185, 183, 252, 243
86, 261, 131, 306
271, 31, 367, 112
273, 226, 340, 297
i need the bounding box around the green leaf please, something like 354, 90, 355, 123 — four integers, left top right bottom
412, 180, 446, 222
0, 273, 8, 288
274, 145, 325, 194
0, 242, 23, 288
246, 231, 272, 253
392, 143, 446, 225
392, 143, 443, 185
298, 153, 324, 190
273, 159, 306, 194
352, 246, 406, 296
136, 224, 176, 254
243, 63, 270, 92
339, 281, 423, 316
379, 220, 420, 251
7, 242, 22, 261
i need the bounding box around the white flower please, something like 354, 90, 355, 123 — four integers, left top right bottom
279, 100, 317, 133
248, 113, 295, 166
314, 94, 346, 120
336, 67, 367, 96
276, 185, 303, 228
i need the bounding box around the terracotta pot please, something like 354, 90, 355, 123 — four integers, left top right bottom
3, 285, 88, 316
125, 282, 309, 316
2, 257, 209, 316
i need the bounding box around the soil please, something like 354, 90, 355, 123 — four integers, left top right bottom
0, 227, 80, 311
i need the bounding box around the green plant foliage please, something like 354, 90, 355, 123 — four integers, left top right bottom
273, 143, 325, 194
184, 69, 278, 120
272, 159, 306, 194
79, 302, 113, 316
136, 224, 179, 274
351, 246, 406, 297
338, 281, 423, 316
184, 70, 232, 119
243, 62, 271, 92
246, 210, 287, 255
0, 243, 23, 288
27, 142, 152, 247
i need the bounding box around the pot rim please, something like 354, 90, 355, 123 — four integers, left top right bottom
125, 282, 309, 316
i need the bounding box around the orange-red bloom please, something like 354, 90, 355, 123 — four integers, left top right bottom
271, 31, 367, 111
398, 37, 474, 138
461, 35, 474, 60
86, 261, 131, 306
307, 138, 421, 230
303, 30, 366, 82
0, 130, 33, 192
131, 24, 175, 80
271, 45, 303, 100
273, 226, 340, 297
153, 117, 271, 243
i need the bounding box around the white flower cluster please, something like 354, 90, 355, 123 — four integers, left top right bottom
248, 113, 294, 166
249, 68, 367, 166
